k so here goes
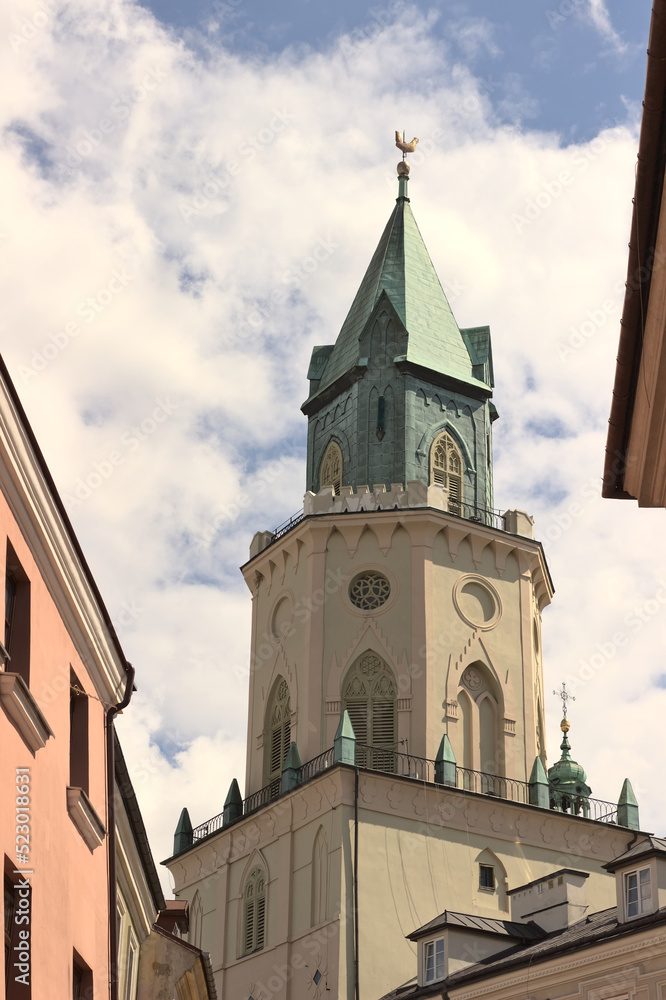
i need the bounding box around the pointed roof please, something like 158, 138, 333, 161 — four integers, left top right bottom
312, 175, 489, 397
603, 836, 666, 872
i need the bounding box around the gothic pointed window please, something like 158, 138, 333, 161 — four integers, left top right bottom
311, 827, 329, 927
264, 677, 291, 786
242, 866, 266, 954
430, 432, 463, 514
320, 442, 343, 495
342, 653, 397, 771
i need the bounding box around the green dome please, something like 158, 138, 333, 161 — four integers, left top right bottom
547, 726, 591, 798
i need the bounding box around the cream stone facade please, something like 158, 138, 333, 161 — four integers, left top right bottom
243, 490, 551, 797
167, 762, 638, 1000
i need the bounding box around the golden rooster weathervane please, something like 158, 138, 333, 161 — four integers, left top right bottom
395, 130, 419, 176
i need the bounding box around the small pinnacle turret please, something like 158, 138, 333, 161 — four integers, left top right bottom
548, 698, 592, 816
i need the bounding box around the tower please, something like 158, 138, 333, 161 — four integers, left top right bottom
243, 162, 550, 798
165, 153, 641, 1000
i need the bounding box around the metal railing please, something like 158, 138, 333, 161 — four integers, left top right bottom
299, 746, 335, 783
455, 766, 531, 803
356, 745, 435, 781
190, 745, 622, 844
191, 810, 225, 842
549, 790, 618, 824
453, 502, 506, 532
271, 509, 305, 542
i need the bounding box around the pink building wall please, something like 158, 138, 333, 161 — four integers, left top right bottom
0, 454, 125, 995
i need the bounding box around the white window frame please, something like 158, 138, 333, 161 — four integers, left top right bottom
116, 890, 139, 1000
624, 866, 652, 918
479, 863, 495, 891
423, 937, 445, 984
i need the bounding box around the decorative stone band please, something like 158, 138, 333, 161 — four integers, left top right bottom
302, 482, 534, 539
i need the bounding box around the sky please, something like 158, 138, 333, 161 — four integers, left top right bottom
1, 0, 663, 891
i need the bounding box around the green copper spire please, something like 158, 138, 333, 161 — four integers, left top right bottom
312, 172, 488, 396
304, 153, 497, 506
548, 715, 592, 816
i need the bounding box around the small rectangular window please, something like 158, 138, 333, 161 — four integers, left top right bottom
625, 867, 652, 918
424, 938, 445, 983
70, 670, 89, 795
4, 542, 30, 683
5, 854, 30, 993
4, 875, 15, 980
73, 951, 93, 999
479, 864, 495, 890
536, 882, 544, 894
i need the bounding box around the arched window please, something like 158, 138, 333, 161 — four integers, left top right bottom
311, 827, 329, 927
478, 695, 498, 775
458, 689, 473, 771
264, 677, 291, 786
430, 432, 463, 513
342, 653, 397, 771
190, 891, 203, 949
242, 866, 266, 954
320, 441, 343, 495
457, 663, 503, 783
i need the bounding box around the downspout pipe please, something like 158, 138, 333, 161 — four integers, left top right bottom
106, 663, 135, 1000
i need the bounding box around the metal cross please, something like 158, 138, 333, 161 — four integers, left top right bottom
553, 682, 574, 717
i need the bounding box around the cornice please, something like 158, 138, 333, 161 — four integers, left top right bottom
0, 367, 128, 702
242, 506, 554, 609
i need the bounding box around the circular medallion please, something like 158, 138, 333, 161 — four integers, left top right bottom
270, 596, 292, 640
462, 666, 483, 691
453, 576, 502, 630
349, 571, 391, 611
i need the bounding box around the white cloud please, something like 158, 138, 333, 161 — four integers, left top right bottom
584, 0, 628, 54
0, 0, 658, 886
446, 16, 501, 60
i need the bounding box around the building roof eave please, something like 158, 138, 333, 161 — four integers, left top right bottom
603, 0, 666, 498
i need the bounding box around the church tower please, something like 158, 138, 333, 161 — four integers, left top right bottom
166, 153, 640, 1000
242, 162, 550, 798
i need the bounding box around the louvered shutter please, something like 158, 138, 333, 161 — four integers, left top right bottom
371, 698, 396, 772
447, 474, 462, 514
282, 717, 291, 767
244, 895, 255, 952
265, 678, 291, 784
256, 895, 266, 948
270, 726, 282, 778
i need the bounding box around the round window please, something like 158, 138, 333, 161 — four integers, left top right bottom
349, 571, 391, 610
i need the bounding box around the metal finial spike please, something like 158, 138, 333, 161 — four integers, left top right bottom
553, 682, 574, 725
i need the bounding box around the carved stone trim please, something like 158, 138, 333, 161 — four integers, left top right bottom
503, 718, 516, 735
0, 672, 53, 752
397, 698, 412, 711
446, 701, 459, 719
325, 700, 341, 714
67, 787, 106, 851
